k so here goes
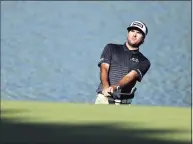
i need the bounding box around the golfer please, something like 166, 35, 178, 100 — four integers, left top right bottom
95, 21, 151, 105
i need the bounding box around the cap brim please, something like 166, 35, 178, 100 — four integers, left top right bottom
127, 26, 145, 35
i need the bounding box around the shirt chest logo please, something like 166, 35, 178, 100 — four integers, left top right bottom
130, 57, 139, 63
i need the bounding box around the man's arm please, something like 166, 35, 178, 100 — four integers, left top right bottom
98, 44, 112, 89
97, 44, 112, 96
100, 63, 110, 89
111, 70, 138, 91
110, 59, 151, 92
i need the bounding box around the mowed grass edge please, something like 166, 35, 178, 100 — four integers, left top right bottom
1, 100, 191, 143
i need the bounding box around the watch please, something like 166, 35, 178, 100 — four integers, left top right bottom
116, 86, 121, 91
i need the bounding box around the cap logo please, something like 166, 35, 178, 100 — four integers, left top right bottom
132, 22, 143, 28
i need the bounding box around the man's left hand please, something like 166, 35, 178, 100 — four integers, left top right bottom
108, 85, 117, 94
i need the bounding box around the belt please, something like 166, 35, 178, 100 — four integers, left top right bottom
107, 96, 132, 104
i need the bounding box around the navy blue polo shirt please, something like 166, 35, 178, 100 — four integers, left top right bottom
96, 42, 151, 94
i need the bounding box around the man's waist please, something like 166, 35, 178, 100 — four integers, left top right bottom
107, 96, 133, 104
96, 84, 134, 93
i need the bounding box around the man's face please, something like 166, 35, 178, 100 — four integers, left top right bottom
127, 28, 144, 47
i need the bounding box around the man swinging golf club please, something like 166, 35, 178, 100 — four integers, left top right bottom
95, 20, 151, 105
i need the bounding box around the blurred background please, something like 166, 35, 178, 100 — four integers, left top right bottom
1, 1, 191, 107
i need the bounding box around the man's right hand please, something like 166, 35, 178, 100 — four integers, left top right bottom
102, 87, 112, 97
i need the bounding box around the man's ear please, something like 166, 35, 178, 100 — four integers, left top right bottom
141, 35, 146, 44
141, 38, 144, 45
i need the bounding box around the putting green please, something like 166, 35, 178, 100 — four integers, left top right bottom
1, 100, 191, 144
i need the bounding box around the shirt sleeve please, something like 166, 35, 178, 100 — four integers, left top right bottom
98, 44, 112, 67
132, 59, 151, 82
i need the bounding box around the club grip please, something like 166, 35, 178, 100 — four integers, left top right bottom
108, 92, 113, 95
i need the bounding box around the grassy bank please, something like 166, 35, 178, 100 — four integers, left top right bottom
1, 100, 191, 144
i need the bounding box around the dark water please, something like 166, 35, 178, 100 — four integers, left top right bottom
1, 1, 191, 106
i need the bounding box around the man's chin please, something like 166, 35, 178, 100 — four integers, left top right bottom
128, 42, 139, 47
130, 42, 137, 46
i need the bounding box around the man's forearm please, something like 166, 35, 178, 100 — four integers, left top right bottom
112, 70, 138, 90
100, 66, 110, 89
117, 75, 134, 88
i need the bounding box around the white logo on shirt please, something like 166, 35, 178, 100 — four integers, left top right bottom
99, 58, 104, 63
131, 58, 139, 63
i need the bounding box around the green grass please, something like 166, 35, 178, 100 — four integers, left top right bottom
1, 100, 191, 144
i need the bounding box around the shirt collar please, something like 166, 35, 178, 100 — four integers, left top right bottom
123, 42, 140, 54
